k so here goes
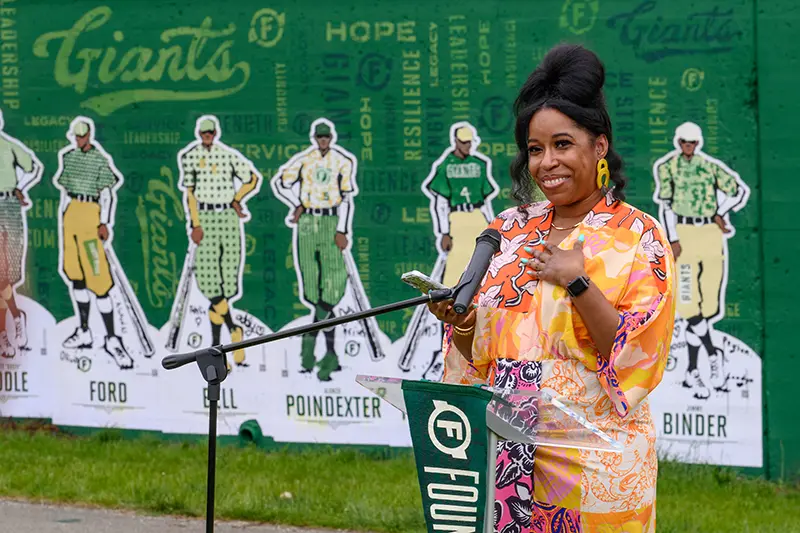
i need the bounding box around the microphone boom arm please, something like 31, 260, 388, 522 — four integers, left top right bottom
160, 279, 457, 533
157, 236, 497, 533
161, 288, 454, 371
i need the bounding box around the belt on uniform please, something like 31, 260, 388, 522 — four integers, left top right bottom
0, 191, 14, 199
305, 206, 338, 216
69, 193, 99, 203
452, 201, 484, 213
676, 215, 713, 225
198, 202, 231, 211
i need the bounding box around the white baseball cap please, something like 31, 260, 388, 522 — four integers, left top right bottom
675, 122, 702, 142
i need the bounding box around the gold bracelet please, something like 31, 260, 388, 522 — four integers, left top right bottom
453, 323, 475, 336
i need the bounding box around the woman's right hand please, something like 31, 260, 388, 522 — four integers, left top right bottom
427, 299, 476, 330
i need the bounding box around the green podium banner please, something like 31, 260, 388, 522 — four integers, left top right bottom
401, 380, 494, 533
359, 374, 625, 533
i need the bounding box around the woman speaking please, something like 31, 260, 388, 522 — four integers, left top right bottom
429, 44, 676, 532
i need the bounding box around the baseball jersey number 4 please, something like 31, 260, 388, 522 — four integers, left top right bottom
460, 186, 471, 204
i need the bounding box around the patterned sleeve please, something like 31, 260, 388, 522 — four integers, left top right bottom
54, 150, 68, 187
426, 161, 451, 198
440, 214, 506, 385
596, 219, 676, 418
338, 152, 355, 193
98, 156, 118, 191
231, 151, 255, 183
279, 155, 303, 187
11, 143, 34, 173
656, 159, 673, 202
180, 150, 197, 188
712, 160, 740, 198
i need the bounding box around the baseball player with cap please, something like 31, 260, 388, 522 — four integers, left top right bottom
178, 115, 261, 368
422, 122, 499, 288
0, 109, 42, 358
653, 121, 749, 399
419, 122, 498, 382
271, 118, 356, 382
53, 117, 132, 368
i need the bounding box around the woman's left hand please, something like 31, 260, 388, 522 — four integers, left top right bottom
527, 238, 587, 287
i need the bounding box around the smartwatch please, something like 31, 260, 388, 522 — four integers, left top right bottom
566, 275, 590, 298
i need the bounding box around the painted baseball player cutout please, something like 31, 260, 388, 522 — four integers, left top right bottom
271, 119, 358, 382
653, 121, 749, 399
178, 116, 262, 369
0, 109, 43, 358
419, 122, 498, 381
423, 122, 499, 287
54, 118, 134, 369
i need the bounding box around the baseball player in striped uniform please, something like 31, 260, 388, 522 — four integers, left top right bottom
271, 119, 356, 382
178, 116, 261, 368
654, 121, 749, 399
0, 110, 42, 358
54, 119, 132, 369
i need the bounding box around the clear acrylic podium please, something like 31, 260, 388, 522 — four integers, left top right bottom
356, 375, 623, 533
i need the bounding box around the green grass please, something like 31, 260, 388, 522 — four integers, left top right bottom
0, 422, 798, 533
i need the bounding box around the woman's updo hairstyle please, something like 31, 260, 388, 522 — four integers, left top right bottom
509, 43, 627, 204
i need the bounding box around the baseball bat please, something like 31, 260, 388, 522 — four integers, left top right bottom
107, 250, 155, 357
165, 244, 196, 353
342, 251, 385, 361
397, 253, 447, 371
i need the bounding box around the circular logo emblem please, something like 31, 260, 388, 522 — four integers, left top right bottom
481, 96, 512, 135
293, 113, 312, 136
371, 203, 391, 224
314, 167, 332, 184
245, 234, 257, 255
77, 356, 92, 373
560, 0, 599, 35
681, 68, 704, 92
358, 53, 393, 90
188, 332, 203, 349
427, 400, 472, 460
345, 340, 360, 357
248, 9, 285, 48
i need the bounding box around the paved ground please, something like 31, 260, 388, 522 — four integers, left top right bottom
0, 499, 349, 533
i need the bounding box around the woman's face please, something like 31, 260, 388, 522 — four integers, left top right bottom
527, 108, 607, 207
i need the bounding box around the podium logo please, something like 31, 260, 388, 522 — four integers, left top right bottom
427, 400, 471, 460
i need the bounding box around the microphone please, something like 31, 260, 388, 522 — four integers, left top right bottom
451, 228, 501, 314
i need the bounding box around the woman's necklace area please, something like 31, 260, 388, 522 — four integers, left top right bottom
551, 202, 595, 231
550, 219, 582, 231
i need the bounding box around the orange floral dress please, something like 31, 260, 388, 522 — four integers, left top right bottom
441, 192, 676, 533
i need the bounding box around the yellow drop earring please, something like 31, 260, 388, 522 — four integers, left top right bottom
596, 158, 610, 189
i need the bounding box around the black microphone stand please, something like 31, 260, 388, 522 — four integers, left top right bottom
161, 287, 456, 533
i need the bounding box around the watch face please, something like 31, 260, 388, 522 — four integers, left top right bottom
568, 276, 589, 296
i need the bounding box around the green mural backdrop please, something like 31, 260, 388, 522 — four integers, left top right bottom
0, 0, 781, 476
11, 0, 760, 341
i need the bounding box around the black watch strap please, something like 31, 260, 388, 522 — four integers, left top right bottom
566, 275, 590, 298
